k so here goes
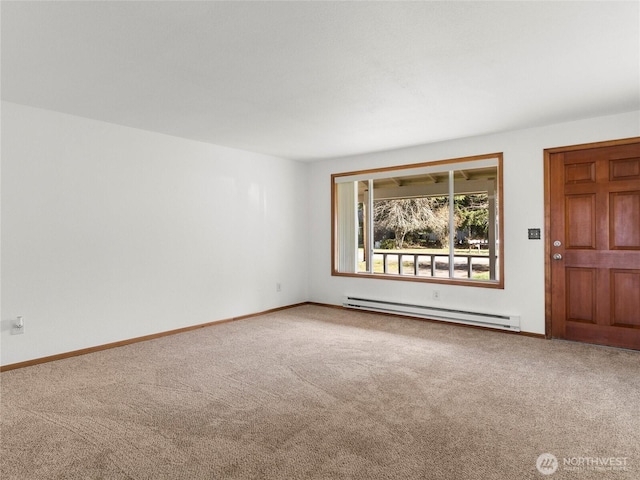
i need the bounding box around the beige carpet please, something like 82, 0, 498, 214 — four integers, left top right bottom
1, 304, 638, 479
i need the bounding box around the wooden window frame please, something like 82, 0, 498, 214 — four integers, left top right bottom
331, 153, 505, 289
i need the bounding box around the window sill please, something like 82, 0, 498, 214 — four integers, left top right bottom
331, 270, 504, 289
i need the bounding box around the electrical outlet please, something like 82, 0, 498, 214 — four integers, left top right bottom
276, 283, 282, 292
433, 290, 440, 301
11, 316, 25, 335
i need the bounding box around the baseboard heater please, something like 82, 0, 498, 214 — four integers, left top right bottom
342, 296, 521, 332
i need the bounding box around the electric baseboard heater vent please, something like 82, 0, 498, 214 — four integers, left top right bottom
342, 296, 521, 332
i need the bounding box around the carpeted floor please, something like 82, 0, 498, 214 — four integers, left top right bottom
1, 304, 638, 479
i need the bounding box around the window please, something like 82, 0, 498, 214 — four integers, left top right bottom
332, 153, 503, 288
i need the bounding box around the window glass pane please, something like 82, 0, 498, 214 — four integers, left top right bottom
335, 181, 357, 273
453, 166, 498, 281
356, 180, 370, 273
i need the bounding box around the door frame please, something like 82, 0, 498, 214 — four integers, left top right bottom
543, 136, 640, 339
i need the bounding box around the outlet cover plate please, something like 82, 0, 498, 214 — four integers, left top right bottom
11, 325, 25, 335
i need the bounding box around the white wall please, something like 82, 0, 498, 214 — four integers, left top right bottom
2, 103, 638, 367
308, 110, 639, 335
1, 102, 309, 366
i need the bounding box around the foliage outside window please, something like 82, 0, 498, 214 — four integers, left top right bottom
332, 153, 504, 288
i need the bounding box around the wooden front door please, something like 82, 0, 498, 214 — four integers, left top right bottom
547, 138, 640, 350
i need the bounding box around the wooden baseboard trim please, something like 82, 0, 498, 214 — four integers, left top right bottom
0, 302, 309, 372
305, 301, 344, 310
307, 301, 547, 339
518, 331, 546, 339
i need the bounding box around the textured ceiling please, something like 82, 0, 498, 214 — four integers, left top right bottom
2, 1, 639, 161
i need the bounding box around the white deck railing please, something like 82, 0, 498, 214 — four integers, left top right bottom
369, 251, 492, 278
